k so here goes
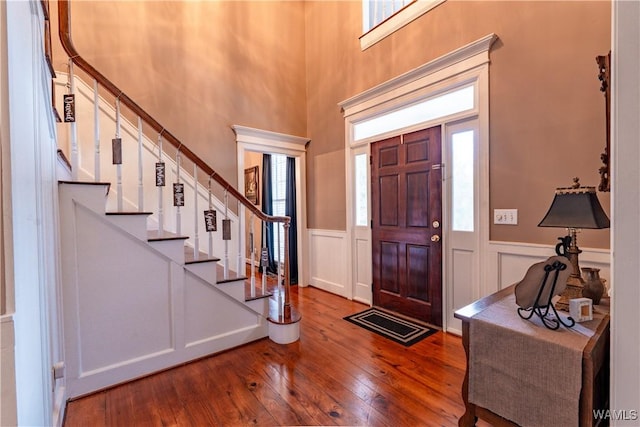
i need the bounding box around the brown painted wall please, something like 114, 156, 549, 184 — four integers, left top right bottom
64, 0, 306, 189
59, 1, 611, 248
305, 0, 611, 248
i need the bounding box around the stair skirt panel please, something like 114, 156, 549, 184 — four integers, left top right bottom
59, 186, 267, 398
183, 272, 266, 348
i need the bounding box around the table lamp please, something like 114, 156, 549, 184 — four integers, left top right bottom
538, 177, 610, 311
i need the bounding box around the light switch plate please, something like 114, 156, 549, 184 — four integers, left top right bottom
494, 209, 518, 225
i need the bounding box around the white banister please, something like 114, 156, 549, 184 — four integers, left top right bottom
193, 163, 199, 259
93, 79, 100, 181
137, 116, 143, 211
114, 97, 123, 211
69, 60, 79, 180
157, 133, 164, 234
175, 150, 182, 235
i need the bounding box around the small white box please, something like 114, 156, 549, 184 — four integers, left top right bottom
570, 298, 593, 322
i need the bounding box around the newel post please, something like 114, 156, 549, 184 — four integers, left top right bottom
283, 221, 291, 321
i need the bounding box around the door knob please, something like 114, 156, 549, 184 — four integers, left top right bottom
431, 235, 440, 242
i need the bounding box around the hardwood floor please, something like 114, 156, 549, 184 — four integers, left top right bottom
64, 285, 473, 426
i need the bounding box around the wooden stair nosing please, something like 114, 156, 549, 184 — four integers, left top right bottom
106, 211, 153, 216
147, 230, 189, 242
184, 247, 220, 265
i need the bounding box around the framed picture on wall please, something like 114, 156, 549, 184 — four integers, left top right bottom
244, 166, 259, 205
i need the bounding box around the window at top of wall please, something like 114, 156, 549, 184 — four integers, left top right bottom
361, 0, 446, 50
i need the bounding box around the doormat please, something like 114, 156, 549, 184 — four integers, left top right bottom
343, 308, 437, 346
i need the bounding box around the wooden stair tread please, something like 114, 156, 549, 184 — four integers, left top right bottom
106, 211, 153, 216
184, 247, 220, 264
147, 230, 189, 242
215, 264, 247, 283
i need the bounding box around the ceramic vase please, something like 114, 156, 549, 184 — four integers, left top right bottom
581, 267, 605, 305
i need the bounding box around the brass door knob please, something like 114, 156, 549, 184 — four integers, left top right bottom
431, 235, 440, 242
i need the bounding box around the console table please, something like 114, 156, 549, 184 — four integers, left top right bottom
454, 285, 610, 426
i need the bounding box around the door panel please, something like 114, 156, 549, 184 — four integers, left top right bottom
372, 126, 442, 325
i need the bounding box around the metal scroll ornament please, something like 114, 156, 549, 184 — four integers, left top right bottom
596, 52, 611, 192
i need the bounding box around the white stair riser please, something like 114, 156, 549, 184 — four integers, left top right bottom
105, 215, 149, 241
59, 183, 109, 214
147, 239, 186, 263
184, 262, 217, 285
216, 279, 246, 302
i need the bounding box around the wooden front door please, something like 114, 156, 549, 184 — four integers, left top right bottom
371, 127, 442, 326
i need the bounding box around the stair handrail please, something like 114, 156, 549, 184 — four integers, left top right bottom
57, 0, 295, 322
57, 0, 289, 227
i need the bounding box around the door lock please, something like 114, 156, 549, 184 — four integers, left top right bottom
432, 220, 440, 229
431, 235, 440, 242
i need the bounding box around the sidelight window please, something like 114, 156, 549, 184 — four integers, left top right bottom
451, 130, 474, 232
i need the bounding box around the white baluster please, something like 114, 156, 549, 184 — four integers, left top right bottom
262, 220, 267, 294
175, 150, 181, 235
250, 212, 255, 298
137, 117, 143, 211
237, 199, 243, 275
157, 133, 164, 234
193, 164, 199, 259
93, 79, 100, 181
224, 189, 229, 280
68, 60, 78, 180
207, 175, 213, 258
115, 97, 123, 212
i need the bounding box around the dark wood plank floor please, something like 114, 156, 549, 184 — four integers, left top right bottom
64, 285, 476, 426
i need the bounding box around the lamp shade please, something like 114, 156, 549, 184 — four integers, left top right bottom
538, 185, 610, 229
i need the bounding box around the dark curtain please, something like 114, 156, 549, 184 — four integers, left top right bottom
285, 157, 298, 285
261, 154, 277, 274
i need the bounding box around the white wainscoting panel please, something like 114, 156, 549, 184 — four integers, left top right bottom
488, 241, 611, 294
446, 248, 474, 332
446, 240, 611, 335
308, 229, 348, 298
354, 237, 372, 304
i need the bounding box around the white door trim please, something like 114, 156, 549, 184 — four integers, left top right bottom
339, 34, 496, 331
233, 125, 310, 288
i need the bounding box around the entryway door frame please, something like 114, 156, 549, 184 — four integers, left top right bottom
339, 34, 497, 333
233, 125, 310, 289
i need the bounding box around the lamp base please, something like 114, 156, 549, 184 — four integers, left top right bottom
554, 275, 584, 312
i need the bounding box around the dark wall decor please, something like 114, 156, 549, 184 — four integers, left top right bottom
244, 165, 259, 205
596, 52, 611, 192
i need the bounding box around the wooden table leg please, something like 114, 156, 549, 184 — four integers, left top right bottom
459, 321, 478, 427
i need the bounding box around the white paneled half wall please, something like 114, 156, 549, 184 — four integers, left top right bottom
308, 229, 349, 298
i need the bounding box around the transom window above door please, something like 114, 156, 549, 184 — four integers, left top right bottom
353, 83, 475, 141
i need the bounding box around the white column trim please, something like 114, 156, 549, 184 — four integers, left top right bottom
233, 125, 310, 288
611, 0, 640, 422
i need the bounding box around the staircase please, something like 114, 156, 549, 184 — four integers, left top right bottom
56, 0, 300, 399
